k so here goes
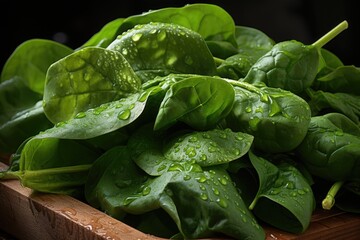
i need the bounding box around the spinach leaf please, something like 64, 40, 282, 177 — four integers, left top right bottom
82, 3, 236, 51
0, 100, 52, 154
107, 22, 217, 82
43, 47, 141, 123
0, 77, 53, 154
316, 48, 344, 78
314, 65, 360, 95
248, 151, 315, 233
81, 18, 126, 48
119, 3, 236, 44
216, 26, 274, 79
154, 76, 235, 130
128, 124, 253, 175
0, 39, 73, 94
225, 80, 311, 153
4, 137, 101, 196
295, 112, 360, 182
163, 128, 253, 167
307, 89, 360, 124
86, 140, 265, 239
36, 89, 154, 140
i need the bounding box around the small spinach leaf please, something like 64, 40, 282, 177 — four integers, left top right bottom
226, 81, 311, 153
296, 112, 360, 181
248, 151, 315, 234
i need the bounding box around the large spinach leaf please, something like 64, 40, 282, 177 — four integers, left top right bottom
86, 128, 264, 239
43, 47, 141, 123
82, 3, 236, 50
155, 76, 235, 130
107, 22, 217, 82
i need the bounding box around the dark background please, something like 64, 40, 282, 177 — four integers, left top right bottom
2, 0, 359, 69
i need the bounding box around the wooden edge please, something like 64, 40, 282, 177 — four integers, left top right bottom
1, 162, 359, 240
0, 162, 163, 240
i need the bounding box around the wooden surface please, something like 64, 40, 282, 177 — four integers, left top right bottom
0, 162, 359, 240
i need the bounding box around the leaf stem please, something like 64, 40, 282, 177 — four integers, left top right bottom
312, 20, 348, 49
322, 181, 344, 210
213, 56, 224, 66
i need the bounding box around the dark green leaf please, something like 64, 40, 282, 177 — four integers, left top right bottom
107, 22, 217, 81
43, 47, 141, 123
155, 76, 235, 130
1, 39, 73, 94
248, 151, 315, 233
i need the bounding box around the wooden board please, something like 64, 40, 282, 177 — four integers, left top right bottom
0, 162, 359, 240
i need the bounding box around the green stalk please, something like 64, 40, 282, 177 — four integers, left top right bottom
213, 56, 224, 66
322, 181, 344, 210
312, 20, 348, 49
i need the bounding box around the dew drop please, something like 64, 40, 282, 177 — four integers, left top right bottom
166, 55, 177, 66
218, 177, 227, 186
284, 181, 294, 189
189, 136, 198, 142
212, 188, 220, 196
117, 109, 131, 120
249, 117, 260, 131
196, 175, 207, 183
131, 33, 142, 42
123, 196, 138, 205
269, 188, 280, 195
168, 163, 184, 172
75, 112, 86, 119
200, 192, 208, 201
157, 30, 167, 41
183, 174, 191, 181
142, 186, 151, 196
200, 154, 207, 161
55, 121, 67, 127
185, 147, 196, 157
202, 133, 211, 139
121, 48, 128, 55
216, 198, 228, 208
245, 106, 252, 113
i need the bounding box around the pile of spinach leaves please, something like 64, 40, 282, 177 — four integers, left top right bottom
1, 3, 359, 240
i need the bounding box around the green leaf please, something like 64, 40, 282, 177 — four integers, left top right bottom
316, 65, 360, 95
307, 90, 360, 124
43, 47, 141, 123
248, 151, 315, 234
164, 128, 253, 167
0, 77, 53, 154
36, 89, 153, 140
226, 81, 311, 153
296, 112, 360, 181
119, 3, 236, 44
81, 18, 125, 48
0, 100, 52, 154
0, 39, 73, 94
155, 76, 235, 130
243, 40, 319, 94
15, 137, 101, 195
107, 22, 217, 81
